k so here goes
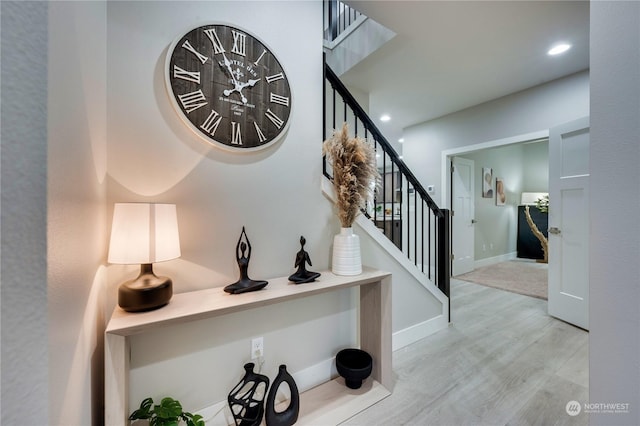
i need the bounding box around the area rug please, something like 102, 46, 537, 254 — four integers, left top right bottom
455, 260, 548, 300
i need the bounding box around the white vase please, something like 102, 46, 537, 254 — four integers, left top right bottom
332, 227, 362, 276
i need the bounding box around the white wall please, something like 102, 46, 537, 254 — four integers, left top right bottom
1, 2, 49, 424
522, 140, 549, 192
458, 143, 525, 262
47, 2, 108, 425
452, 140, 549, 264
104, 0, 348, 416
590, 2, 640, 424
403, 70, 589, 207
324, 14, 395, 76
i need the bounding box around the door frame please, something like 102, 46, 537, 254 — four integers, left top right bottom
441, 129, 549, 274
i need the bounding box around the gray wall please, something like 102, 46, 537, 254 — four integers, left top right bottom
403, 70, 588, 208
457, 140, 549, 263
1, 1, 49, 424
522, 140, 549, 192
458, 144, 524, 262
590, 1, 640, 424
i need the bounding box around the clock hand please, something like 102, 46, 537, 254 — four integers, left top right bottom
219, 52, 241, 89
222, 86, 247, 104
224, 78, 261, 104
236, 78, 261, 104
241, 78, 261, 89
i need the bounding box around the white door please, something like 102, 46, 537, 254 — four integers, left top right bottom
452, 157, 475, 276
548, 117, 590, 330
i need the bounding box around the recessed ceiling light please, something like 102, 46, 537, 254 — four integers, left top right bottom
380, 114, 391, 122
398, 138, 404, 143
548, 43, 571, 56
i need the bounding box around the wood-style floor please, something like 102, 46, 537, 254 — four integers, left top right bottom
345, 278, 589, 426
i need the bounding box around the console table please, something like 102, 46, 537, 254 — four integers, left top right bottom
105, 267, 392, 425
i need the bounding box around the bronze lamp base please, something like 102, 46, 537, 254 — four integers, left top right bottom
118, 263, 172, 312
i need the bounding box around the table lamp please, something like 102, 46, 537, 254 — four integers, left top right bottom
108, 203, 181, 312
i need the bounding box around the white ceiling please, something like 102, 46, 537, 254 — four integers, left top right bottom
340, 0, 590, 146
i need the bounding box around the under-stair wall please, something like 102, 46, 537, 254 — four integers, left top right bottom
322, 59, 450, 347
321, 178, 449, 350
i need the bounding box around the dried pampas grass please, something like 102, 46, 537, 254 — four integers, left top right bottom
323, 123, 379, 228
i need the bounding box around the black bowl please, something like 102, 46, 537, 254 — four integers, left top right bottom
335, 348, 373, 389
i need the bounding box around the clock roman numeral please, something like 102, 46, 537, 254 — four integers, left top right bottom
178, 90, 207, 113
231, 30, 246, 56
231, 122, 243, 145
270, 93, 289, 107
181, 40, 208, 64
253, 121, 267, 143
173, 65, 200, 84
200, 110, 222, 136
265, 109, 284, 129
203, 28, 225, 54
253, 49, 267, 66
265, 72, 284, 83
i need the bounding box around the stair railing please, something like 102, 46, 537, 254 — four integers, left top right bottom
323, 0, 363, 42
323, 62, 451, 298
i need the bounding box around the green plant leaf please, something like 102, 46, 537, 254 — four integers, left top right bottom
182, 412, 205, 426
129, 397, 154, 420
153, 397, 182, 421
130, 396, 200, 425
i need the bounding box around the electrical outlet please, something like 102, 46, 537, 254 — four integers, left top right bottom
251, 337, 264, 359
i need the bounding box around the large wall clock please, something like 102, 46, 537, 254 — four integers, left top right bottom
165, 24, 292, 151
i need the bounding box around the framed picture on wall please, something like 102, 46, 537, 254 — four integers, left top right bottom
496, 178, 506, 205
482, 167, 493, 198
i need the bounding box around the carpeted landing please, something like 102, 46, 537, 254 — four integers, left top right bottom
455, 260, 548, 300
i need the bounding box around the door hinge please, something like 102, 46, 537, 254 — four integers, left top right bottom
451, 210, 455, 216
451, 253, 455, 260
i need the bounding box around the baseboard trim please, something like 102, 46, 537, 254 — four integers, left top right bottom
392, 315, 448, 351
474, 252, 517, 269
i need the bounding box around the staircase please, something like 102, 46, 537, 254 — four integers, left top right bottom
322, 2, 450, 304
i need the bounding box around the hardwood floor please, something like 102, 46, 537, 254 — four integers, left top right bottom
345, 278, 589, 426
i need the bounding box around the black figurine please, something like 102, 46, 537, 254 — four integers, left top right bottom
288, 236, 321, 284
228, 363, 270, 426
224, 227, 268, 294
265, 365, 299, 426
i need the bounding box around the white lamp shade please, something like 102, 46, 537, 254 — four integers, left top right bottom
108, 203, 181, 264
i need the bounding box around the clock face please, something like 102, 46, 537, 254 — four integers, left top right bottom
165, 24, 292, 151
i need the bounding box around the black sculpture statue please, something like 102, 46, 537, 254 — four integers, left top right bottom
265, 365, 300, 426
228, 363, 270, 426
288, 236, 321, 284
224, 227, 268, 294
